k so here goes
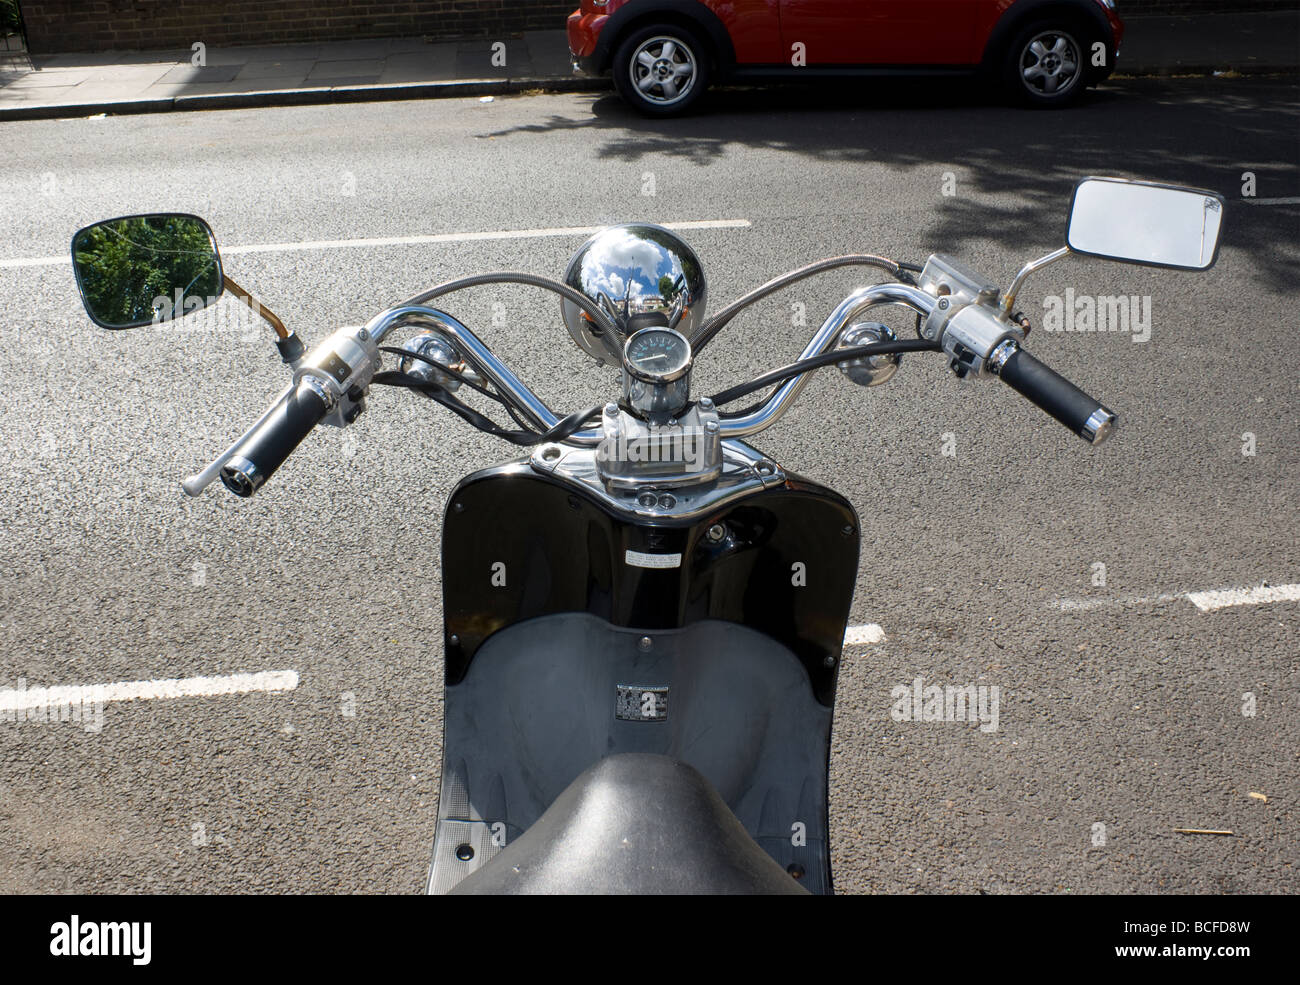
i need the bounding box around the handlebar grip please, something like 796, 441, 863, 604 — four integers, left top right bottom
219, 381, 329, 497
995, 345, 1116, 445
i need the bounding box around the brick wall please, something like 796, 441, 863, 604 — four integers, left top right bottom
17, 0, 1300, 54
19, 0, 575, 53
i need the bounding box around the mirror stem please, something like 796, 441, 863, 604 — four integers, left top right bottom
1001, 247, 1071, 316
223, 273, 289, 341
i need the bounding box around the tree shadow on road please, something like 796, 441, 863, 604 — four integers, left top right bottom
484, 77, 1300, 293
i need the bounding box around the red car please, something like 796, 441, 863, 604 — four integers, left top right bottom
569, 0, 1125, 115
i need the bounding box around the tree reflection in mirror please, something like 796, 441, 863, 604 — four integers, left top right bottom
71, 213, 223, 329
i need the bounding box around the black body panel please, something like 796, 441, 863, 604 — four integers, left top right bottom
429, 460, 860, 894
441, 463, 860, 706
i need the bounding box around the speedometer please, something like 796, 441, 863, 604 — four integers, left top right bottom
621, 327, 692, 419
623, 327, 692, 383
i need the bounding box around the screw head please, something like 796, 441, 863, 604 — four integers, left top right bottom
638, 636, 652, 651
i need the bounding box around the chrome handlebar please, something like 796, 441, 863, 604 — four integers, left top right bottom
716, 282, 937, 437
184, 282, 939, 495
362, 282, 940, 443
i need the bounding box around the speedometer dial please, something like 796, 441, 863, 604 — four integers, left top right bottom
623, 327, 692, 383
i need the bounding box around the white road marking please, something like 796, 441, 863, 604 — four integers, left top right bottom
1241, 197, 1300, 205
0, 219, 752, 270
1051, 582, 1300, 613
844, 623, 886, 645
1186, 583, 1300, 613
0, 669, 298, 712
1053, 593, 1181, 612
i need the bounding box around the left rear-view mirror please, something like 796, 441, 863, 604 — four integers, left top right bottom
71, 213, 224, 329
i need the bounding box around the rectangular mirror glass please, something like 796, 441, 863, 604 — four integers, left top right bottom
71, 213, 223, 329
1067, 177, 1225, 270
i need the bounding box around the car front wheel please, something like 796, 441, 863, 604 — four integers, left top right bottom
1003, 21, 1091, 107
612, 25, 711, 116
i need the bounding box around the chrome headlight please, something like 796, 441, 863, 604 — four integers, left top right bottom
561, 223, 707, 363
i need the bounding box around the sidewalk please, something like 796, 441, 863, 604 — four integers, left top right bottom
1118, 11, 1300, 76
0, 11, 1296, 121
0, 30, 602, 120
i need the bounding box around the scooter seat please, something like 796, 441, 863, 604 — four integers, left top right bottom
450, 753, 809, 895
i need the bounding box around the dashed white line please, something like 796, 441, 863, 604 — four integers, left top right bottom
0, 669, 299, 712
844, 623, 886, 645
1186, 583, 1300, 613
0, 219, 752, 270
1051, 582, 1300, 614
1053, 593, 1181, 612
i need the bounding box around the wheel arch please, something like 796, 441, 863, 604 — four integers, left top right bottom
594, 0, 736, 74
980, 0, 1114, 77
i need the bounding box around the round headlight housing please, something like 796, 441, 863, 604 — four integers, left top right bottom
561, 223, 707, 363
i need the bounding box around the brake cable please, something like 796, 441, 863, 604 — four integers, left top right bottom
710, 337, 941, 412
370, 368, 601, 447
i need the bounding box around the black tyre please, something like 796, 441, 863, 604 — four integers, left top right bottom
1002, 19, 1095, 108
611, 23, 711, 117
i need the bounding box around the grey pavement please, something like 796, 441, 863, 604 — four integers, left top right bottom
0, 12, 1297, 120
0, 31, 596, 119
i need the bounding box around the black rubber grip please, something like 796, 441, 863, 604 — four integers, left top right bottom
220, 382, 329, 497
997, 347, 1116, 444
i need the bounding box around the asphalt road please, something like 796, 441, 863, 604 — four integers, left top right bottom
0, 77, 1296, 894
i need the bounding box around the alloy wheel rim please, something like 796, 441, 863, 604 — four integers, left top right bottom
630, 36, 697, 105
1020, 31, 1082, 97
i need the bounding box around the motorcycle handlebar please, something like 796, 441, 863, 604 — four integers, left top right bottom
219, 380, 330, 497
992, 342, 1116, 445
